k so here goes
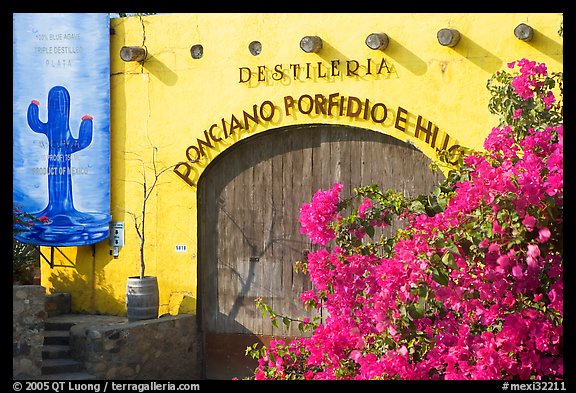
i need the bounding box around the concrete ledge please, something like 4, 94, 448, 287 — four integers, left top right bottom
69, 314, 201, 380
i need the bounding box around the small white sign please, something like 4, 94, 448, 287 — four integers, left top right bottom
175, 245, 187, 253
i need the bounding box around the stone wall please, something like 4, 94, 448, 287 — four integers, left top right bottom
13, 285, 46, 380
69, 314, 201, 379
45, 292, 71, 317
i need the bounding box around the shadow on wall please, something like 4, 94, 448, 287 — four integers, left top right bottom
48, 266, 124, 316
453, 34, 503, 74
529, 29, 564, 60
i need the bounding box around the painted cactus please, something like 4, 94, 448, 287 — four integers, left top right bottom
13, 14, 111, 247
27, 85, 93, 219
16, 85, 110, 246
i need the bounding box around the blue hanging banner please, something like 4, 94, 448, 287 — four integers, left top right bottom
13, 13, 111, 246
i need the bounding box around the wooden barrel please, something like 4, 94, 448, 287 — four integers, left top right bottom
126, 276, 159, 321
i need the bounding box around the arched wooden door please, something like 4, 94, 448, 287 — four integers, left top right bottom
197, 124, 444, 379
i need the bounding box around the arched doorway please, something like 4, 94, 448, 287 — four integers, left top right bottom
197, 124, 444, 379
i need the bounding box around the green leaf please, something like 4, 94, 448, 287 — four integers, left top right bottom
441, 251, 456, 268
434, 238, 446, 248
408, 302, 425, 320
410, 200, 426, 214
445, 242, 460, 255
399, 304, 407, 317
430, 253, 441, 266
417, 285, 428, 299
432, 267, 449, 286
437, 197, 447, 209
282, 316, 291, 328
365, 225, 375, 238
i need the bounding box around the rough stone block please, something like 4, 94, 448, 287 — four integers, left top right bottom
45, 292, 71, 317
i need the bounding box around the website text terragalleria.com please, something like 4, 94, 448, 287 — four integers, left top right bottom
12, 381, 200, 393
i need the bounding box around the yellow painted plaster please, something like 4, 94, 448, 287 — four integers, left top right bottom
40, 13, 563, 317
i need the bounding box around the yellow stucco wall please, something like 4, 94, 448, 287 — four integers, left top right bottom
40, 13, 562, 316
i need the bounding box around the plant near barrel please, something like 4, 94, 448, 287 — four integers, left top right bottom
122, 146, 184, 321
246, 58, 562, 380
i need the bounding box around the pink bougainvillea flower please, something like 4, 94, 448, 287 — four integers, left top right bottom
350, 350, 363, 362
299, 183, 343, 245
522, 214, 537, 231
537, 227, 551, 243
358, 198, 373, 219
542, 91, 556, 109
527, 244, 541, 259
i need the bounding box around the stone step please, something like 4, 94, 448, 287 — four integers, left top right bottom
42, 344, 72, 359
39, 371, 98, 380
42, 317, 96, 380
42, 358, 84, 375
43, 330, 70, 346
45, 320, 75, 331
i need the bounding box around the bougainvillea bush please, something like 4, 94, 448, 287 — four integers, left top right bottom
246, 58, 563, 380
13, 206, 49, 284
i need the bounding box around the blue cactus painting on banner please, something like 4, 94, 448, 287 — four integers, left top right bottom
13, 13, 111, 246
